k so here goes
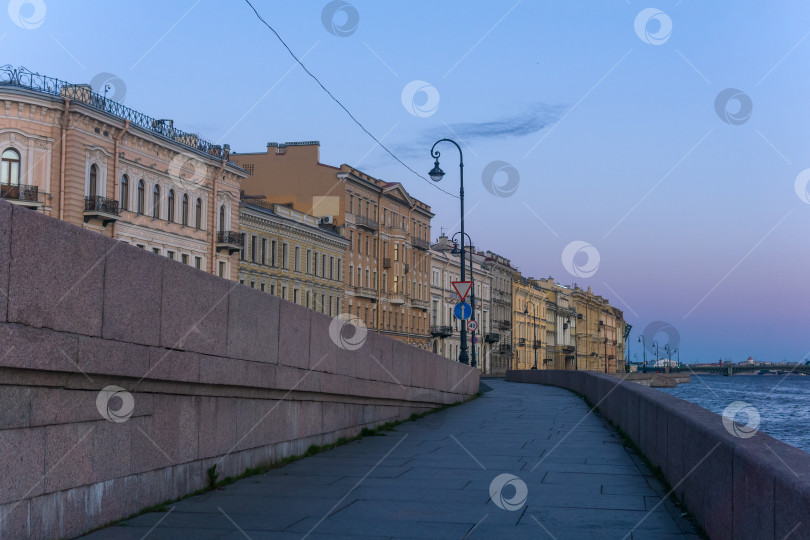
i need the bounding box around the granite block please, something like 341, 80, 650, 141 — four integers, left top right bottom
227, 284, 280, 364
278, 300, 311, 369
0, 426, 45, 504
77, 335, 150, 379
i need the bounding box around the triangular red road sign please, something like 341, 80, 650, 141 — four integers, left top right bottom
452, 281, 473, 302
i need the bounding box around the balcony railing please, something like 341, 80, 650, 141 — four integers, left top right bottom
354, 214, 378, 231
498, 343, 512, 352
383, 258, 392, 268
1, 183, 38, 201
496, 320, 512, 331
83, 195, 119, 225
485, 333, 500, 344
411, 298, 429, 311
518, 338, 526, 346
352, 286, 377, 300
533, 340, 542, 350
216, 231, 243, 253
411, 236, 429, 251
386, 293, 406, 305
430, 325, 453, 338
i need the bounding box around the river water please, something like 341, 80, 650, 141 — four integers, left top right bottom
658, 373, 810, 454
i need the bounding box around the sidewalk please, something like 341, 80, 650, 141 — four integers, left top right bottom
84, 379, 699, 539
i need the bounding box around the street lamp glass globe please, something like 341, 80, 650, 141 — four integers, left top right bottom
429, 160, 445, 182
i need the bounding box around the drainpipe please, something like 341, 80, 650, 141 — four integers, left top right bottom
210, 145, 229, 275
110, 120, 130, 238
59, 97, 70, 221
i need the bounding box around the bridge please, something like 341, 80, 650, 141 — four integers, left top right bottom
680, 363, 810, 376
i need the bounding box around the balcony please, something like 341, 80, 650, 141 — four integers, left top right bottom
496, 320, 512, 331
216, 231, 244, 254
430, 325, 453, 338
518, 338, 526, 346
383, 258, 392, 269
354, 214, 378, 232
411, 298, 429, 311
352, 286, 377, 301
83, 195, 119, 225
387, 293, 406, 305
498, 343, 512, 352
1, 183, 43, 210
533, 340, 542, 350
411, 236, 429, 251
485, 333, 500, 344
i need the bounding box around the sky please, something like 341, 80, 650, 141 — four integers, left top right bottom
4, 0, 810, 364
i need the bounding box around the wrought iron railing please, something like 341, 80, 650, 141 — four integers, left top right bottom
1, 183, 38, 202
217, 231, 244, 247
485, 333, 500, 343
84, 195, 119, 215
410, 236, 429, 250
0, 65, 227, 160
430, 325, 453, 337
354, 214, 378, 231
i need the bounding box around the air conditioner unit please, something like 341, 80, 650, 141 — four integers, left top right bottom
319, 216, 333, 225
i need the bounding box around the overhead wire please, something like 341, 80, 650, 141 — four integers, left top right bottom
242, 0, 459, 199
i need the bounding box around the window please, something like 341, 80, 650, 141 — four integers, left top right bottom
218, 261, 226, 277
152, 185, 160, 218
306, 249, 312, 274
262, 238, 268, 265
195, 198, 202, 228
120, 175, 129, 210
240, 234, 246, 261
306, 291, 311, 308
282, 286, 288, 300
349, 265, 354, 286
260, 283, 265, 292
294, 289, 299, 304
393, 275, 398, 293
329, 256, 334, 279
365, 237, 369, 256
295, 246, 301, 272
394, 243, 399, 261
181, 194, 189, 225
153, 248, 160, 255
313, 251, 318, 275
219, 205, 226, 232
322, 255, 327, 277
181, 254, 189, 265
271, 240, 278, 266
321, 294, 325, 314
251, 235, 257, 263
167, 190, 175, 223
1, 149, 20, 185
195, 256, 201, 269
167, 251, 175, 260
282, 243, 289, 269
89, 164, 98, 198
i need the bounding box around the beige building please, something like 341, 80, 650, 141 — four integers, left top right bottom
429, 235, 492, 371
0, 66, 246, 278
572, 286, 627, 372
485, 251, 517, 375
238, 197, 347, 314
230, 142, 433, 348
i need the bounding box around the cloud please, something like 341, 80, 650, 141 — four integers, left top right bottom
429, 103, 565, 142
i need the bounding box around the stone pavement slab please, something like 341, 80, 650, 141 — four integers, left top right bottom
83, 379, 700, 539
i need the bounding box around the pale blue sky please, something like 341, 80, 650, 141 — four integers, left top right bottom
5, 0, 810, 363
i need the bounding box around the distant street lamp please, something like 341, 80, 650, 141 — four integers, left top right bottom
451, 232, 476, 368
653, 340, 659, 371
638, 335, 647, 374
430, 139, 468, 365
524, 300, 538, 369
664, 344, 672, 373
598, 321, 608, 373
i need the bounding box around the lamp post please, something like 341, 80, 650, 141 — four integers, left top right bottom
653, 340, 659, 371
638, 335, 647, 373
598, 321, 608, 373
451, 232, 476, 368
429, 139, 468, 365
664, 344, 671, 373
524, 300, 538, 369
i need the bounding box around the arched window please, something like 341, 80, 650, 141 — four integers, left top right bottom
219, 205, 226, 232
181, 194, 189, 226
152, 185, 160, 218
89, 164, 98, 198
1, 149, 20, 185
120, 175, 129, 211
137, 180, 145, 214
195, 198, 202, 229
167, 189, 175, 223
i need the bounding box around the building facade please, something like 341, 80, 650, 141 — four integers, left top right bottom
0, 66, 246, 279
571, 286, 627, 373
238, 198, 347, 314
429, 235, 492, 371
485, 250, 516, 375
230, 142, 433, 348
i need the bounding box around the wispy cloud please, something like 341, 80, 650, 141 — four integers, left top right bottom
429, 104, 565, 142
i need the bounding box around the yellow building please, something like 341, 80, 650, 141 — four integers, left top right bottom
238, 197, 347, 314
571, 286, 627, 373
512, 277, 547, 370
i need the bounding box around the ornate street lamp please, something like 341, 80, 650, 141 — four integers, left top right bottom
524, 300, 538, 369
638, 335, 647, 374
430, 139, 468, 364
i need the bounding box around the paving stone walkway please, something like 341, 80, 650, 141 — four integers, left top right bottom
84, 379, 699, 539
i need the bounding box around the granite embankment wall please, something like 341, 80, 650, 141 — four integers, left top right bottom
507, 370, 809, 540
0, 200, 479, 539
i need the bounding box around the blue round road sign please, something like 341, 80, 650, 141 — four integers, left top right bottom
454, 302, 472, 320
